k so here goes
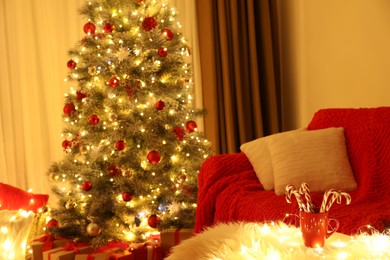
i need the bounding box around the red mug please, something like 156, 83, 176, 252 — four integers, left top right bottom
300, 211, 339, 248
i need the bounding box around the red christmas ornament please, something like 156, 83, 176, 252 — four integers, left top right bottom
162, 28, 174, 41
136, 0, 143, 2
124, 82, 140, 99
109, 77, 119, 88
158, 48, 168, 58
67, 59, 77, 69
185, 120, 197, 133
76, 90, 88, 102
147, 150, 161, 164
108, 164, 122, 177
155, 100, 166, 110
46, 219, 59, 229
115, 140, 126, 151
83, 22, 96, 34
89, 114, 99, 125
142, 16, 158, 31
122, 192, 133, 202
173, 126, 185, 141
147, 214, 161, 228
82, 181, 93, 191
62, 140, 72, 150
63, 103, 76, 116
103, 23, 114, 33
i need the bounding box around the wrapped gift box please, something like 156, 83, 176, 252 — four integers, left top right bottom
106, 252, 133, 260
74, 253, 109, 260
43, 244, 93, 260
129, 242, 162, 260
160, 228, 193, 256
95, 247, 133, 260
31, 235, 68, 260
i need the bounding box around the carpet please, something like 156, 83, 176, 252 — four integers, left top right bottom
167, 222, 390, 259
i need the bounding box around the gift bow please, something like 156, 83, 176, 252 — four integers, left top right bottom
33, 234, 55, 251
33, 234, 67, 251
63, 241, 90, 253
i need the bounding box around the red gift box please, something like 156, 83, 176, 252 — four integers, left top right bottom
74, 253, 109, 260
31, 234, 68, 260
160, 228, 193, 256
42, 241, 93, 260
129, 242, 162, 260
94, 241, 133, 260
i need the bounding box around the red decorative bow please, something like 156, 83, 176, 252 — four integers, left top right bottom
33, 234, 55, 251
63, 241, 90, 253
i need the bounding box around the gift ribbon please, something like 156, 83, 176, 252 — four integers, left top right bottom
131, 242, 160, 260
33, 234, 55, 251
94, 241, 129, 252
47, 248, 65, 260
63, 241, 89, 253
47, 241, 91, 260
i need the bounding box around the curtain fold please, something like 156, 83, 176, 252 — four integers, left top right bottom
196, 0, 281, 154
0, 0, 84, 194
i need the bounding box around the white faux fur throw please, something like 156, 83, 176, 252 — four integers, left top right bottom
166, 222, 390, 260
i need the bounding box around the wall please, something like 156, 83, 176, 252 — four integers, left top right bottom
278, 0, 390, 130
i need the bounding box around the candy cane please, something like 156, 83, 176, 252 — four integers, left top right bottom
320, 189, 338, 213
321, 189, 352, 212
324, 191, 341, 212
299, 183, 315, 212
339, 192, 352, 205
285, 185, 306, 211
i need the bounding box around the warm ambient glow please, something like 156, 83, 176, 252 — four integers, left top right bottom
0, 210, 35, 260
233, 222, 390, 259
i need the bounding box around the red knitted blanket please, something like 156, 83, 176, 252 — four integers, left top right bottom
195, 107, 390, 235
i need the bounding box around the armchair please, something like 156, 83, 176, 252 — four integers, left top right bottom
195, 107, 390, 235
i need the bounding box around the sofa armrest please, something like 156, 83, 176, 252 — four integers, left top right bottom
195, 152, 255, 233
198, 152, 253, 192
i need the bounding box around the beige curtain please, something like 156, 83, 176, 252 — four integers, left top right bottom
0, 1, 200, 195
0, 0, 85, 194
196, 0, 281, 154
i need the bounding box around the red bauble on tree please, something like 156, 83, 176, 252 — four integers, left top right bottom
83, 22, 96, 34
62, 140, 72, 150
103, 23, 114, 33
162, 28, 174, 41
76, 90, 88, 102
147, 214, 160, 228
155, 100, 165, 110
122, 192, 133, 202
142, 16, 158, 31
82, 181, 93, 191
89, 114, 99, 125
109, 77, 119, 88
67, 59, 77, 69
158, 48, 168, 58
63, 103, 76, 116
108, 163, 122, 177
46, 219, 59, 230
115, 140, 126, 151
185, 120, 197, 133
147, 150, 161, 164
173, 126, 185, 141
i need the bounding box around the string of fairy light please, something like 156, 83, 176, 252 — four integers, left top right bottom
52, 0, 211, 241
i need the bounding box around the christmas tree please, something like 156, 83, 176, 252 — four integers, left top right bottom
47, 0, 212, 248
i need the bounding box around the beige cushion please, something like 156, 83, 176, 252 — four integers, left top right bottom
268, 127, 357, 195
240, 129, 304, 190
